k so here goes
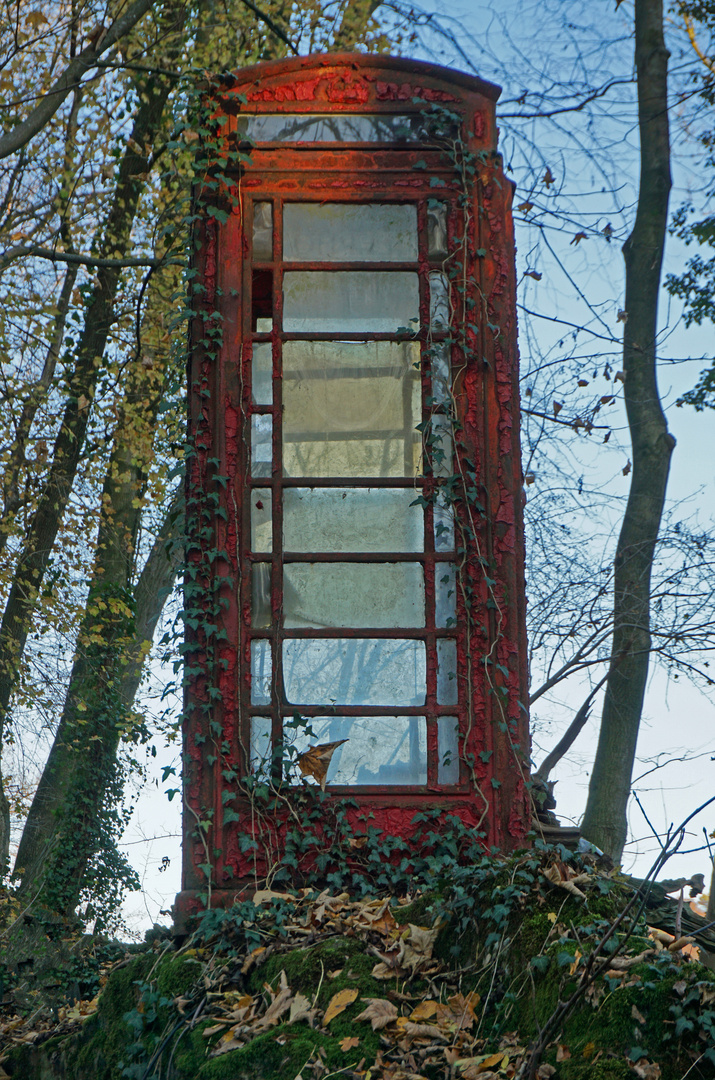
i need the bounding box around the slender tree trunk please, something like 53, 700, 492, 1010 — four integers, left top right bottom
14, 485, 183, 910
581, 0, 674, 860
0, 64, 177, 866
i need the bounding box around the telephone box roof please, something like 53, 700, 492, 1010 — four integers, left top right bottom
214, 52, 501, 106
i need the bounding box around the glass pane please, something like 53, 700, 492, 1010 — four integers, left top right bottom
427, 202, 448, 260
253, 202, 273, 260
251, 564, 271, 627
437, 716, 459, 784
250, 489, 272, 552
282, 341, 421, 478
235, 114, 439, 144
283, 638, 426, 706
437, 638, 458, 705
285, 715, 427, 786
252, 269, 273, 330
429, 271, 449, 329
436, 564, 457, 628
251, 640, 271, 704
434, 492, 455, 551
283, 271, 419, 333
251, 414, 272, 477
283, 563, 425, 628
428, 414, 453, 477
283, 203, 418, 262
430, 343, 451, 406
250, 716, 272, 772
252, 343, 272, 404
284, 488, 423, 552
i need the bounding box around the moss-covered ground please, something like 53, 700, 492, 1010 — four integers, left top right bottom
3, 848, 715, 1079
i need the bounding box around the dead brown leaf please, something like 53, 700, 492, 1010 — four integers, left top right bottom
323, 987, 359, 1026
296, 740, 348, 789
355, 997, 399, 1031
629, 1061, 661, 1080
339, 1036, 360, 1051
289, 993, 314, 1024
631, 1004, 646, 1024
556, 1043, 571, 1061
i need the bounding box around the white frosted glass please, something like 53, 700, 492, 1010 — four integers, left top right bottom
284, 488, 423, 552
430, 343, 451, 406
235, 114, 431, 144
250, 716, 272, 772
286, 715, 427, 786
283, 563, 425, 628
437, 716, 459, 784
253, 202, 273, 260
252, 343, 272, 404
251, 415, 272, 477
437, 639, 458, 705
250, 489, 272, 552
282, 340, 421, 478
251, 565, 271, 627
434, 492, 455, 551
427, 202, 448, 259
283, 271, 419, 332
283, 638, 425, 706
436, 564, 457, 628
283, 203, 418, 262
429, 271, 450, 329
251, 640, 271, 704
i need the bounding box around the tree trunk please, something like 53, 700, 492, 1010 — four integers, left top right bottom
581, 0, 674, 860
0, 62, 177, 866
14, 486, 183, 912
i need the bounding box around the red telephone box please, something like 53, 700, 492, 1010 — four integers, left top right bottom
177, 53, 530, 923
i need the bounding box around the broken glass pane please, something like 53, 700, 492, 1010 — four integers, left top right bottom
283, 488, 423, 552
283, 203, 418, 262
283, 563, 425, 628
251, 640, 271, 704
285, 715, 427, 786
251, 415, 272, 477
283, 271, 419, 333
427, 202, 448, 260
437, 716, 459, 784
436, 564, 457, 628
252, 343, 272, 405
437, 638, 458, 705
251, 564, 271, 627
250, 716, 272, 773
252, 269, 273, 330
235, 113, 442, 144
283, 638, 426, 706
429, 271, 450, 329
250, 489, 272, 552
253, 202, 273, 260
282, 341, 421, 477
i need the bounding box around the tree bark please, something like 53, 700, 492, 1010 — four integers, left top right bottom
581, 0, 674, 860
14, 483, 183, 911
0, 61, 177, 866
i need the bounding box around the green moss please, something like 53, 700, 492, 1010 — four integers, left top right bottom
253, 935, 387, 1009
192, 1021, 380, 1080
156, 953, 205, 999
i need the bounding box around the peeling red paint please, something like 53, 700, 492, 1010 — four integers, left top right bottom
178, 55, 529, 924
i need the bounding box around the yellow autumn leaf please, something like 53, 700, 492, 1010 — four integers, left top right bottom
323, 987, 359, 1026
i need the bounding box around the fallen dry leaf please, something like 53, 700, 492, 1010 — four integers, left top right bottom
409, 1001, 437, 1022
355, 997, 399, 1031
339, 1036, 360, 1051
289, 993, 313, 1024
323, 987, 359, 1026
631, 1004, 646, 1025
296, 740, 348, 789
537, 1066, 556, 1079
630, 1061, 661, 1080
556, 1044, 571, 1061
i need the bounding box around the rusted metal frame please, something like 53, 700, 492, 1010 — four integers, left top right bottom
249, 552, 450, 562
268, 260, 421, 272
268, 195, 284, 781
252, 332, 444, 342
246, 705, 459, 716
415, 197, 439, 787
239, 197, 258, 779
255, 477, 425, 489
257, 626, 451, 640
